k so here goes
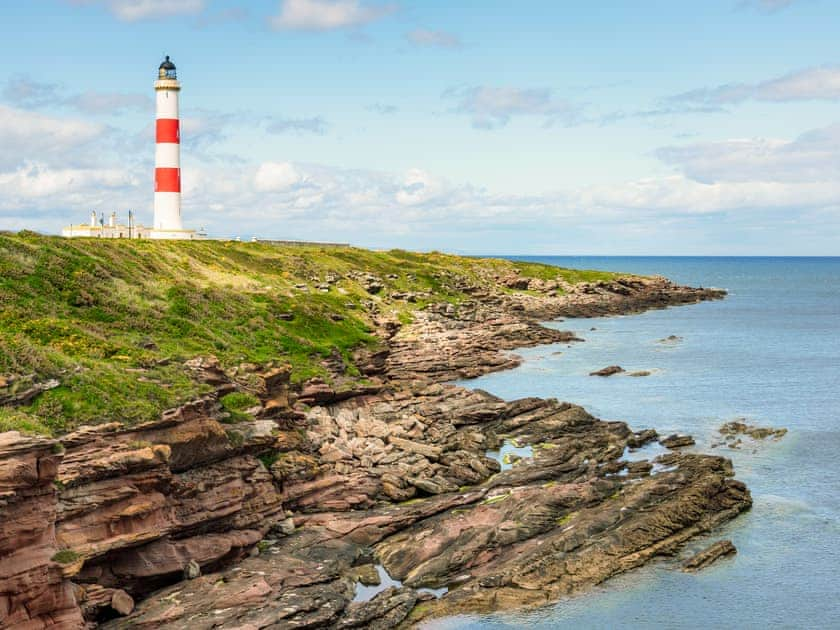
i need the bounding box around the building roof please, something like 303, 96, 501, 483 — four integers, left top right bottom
159, 55, 176, 71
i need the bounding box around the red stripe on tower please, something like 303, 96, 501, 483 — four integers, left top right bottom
156, 118, 180, 144
155, 167, 181, 193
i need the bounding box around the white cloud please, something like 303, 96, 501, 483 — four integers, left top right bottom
68, 91, 152, 114
406, 29, 461, 49
254, 162, 303, 192
268, 0, 396, 31
656, 123, 840, 184
2, 78, 61, 109
181, 157, 840, 244
578, 176, 839, 215
6, 147, 840, 252
179, 111, 237, 152
672, 66, 840, 105
2, 84, 837, 253
266, 116, 328, 134
3, 77, 152, 114
68, 0, 206, 21
0, 105, 105, 169
10, 149, 838, 245
395, 168, 446, 206
0, 105, 150, 225
0, 163, 136, 209
444, 86, 583, 129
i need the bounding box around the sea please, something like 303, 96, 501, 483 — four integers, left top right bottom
430, 257, 840, 630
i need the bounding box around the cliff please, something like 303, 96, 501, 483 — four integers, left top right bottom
0, 233, 745, 628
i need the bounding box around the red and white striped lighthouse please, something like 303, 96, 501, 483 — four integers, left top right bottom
152, 55, 190, 239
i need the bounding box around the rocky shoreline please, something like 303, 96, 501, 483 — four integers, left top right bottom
0, 273, 750, 629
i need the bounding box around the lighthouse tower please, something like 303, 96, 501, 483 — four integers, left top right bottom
152, 56, 194, 239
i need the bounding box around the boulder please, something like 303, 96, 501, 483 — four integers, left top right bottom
589, 366, 625, 377
353, 564, 381, 586
184, 559, 201, 580
110, 589, 135, 616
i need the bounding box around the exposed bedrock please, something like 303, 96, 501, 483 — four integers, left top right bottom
106, 387, 750, 628
0, 272, 736, 628
392, 455, 750, 622
56, 403, 288, 609
385, 275, 723, 383
0, 432, 84, 629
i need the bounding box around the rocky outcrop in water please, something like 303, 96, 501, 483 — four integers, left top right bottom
712, 420, 787, 450
719, 420, 787, 440
590, 365, 625, 377
660, 434, 696, 449
683, 540, 737, 571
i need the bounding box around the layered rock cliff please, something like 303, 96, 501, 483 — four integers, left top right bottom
0, 433, 83, 628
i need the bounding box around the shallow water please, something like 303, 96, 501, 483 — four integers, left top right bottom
432, 257, 840, 630
354, 564, 448, 603
485, 440, 534, 471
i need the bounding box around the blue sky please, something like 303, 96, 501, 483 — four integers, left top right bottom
1, 0, 838, 254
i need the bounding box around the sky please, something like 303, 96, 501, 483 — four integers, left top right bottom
1, 0, 839, 254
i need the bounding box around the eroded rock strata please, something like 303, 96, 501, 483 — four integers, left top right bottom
0, 274, 746, 629
0, 433, 84, 629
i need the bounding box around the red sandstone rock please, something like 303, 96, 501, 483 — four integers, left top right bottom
0, 431, 84, 629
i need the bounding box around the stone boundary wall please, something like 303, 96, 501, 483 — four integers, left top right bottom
253, 239, 351, 248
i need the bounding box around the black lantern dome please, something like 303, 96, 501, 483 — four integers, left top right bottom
158, 56, 177, 79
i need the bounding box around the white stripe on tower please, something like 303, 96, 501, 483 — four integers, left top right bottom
152, 55, 183, 237
155, 143, 180, 168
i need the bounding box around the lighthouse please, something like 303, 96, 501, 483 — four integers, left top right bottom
61, 56, 198, 239
152, 56, 195, 239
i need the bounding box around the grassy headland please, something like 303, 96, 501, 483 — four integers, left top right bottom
0, 232, 619, 435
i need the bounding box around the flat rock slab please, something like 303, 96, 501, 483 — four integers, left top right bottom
683, 540, 737, 571
660, 434, 696, 449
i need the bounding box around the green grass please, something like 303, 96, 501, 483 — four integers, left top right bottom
512, 260, 621, 285
257, 451, 280, 470
51, 549, 80, 564
555, 511, 576, 526
480, 492, 511, 505
0, 233, 629, 436
0, 408, 53, 436
220, 392, 260, 422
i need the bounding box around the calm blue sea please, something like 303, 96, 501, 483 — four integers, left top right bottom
433, 257, 840, 630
